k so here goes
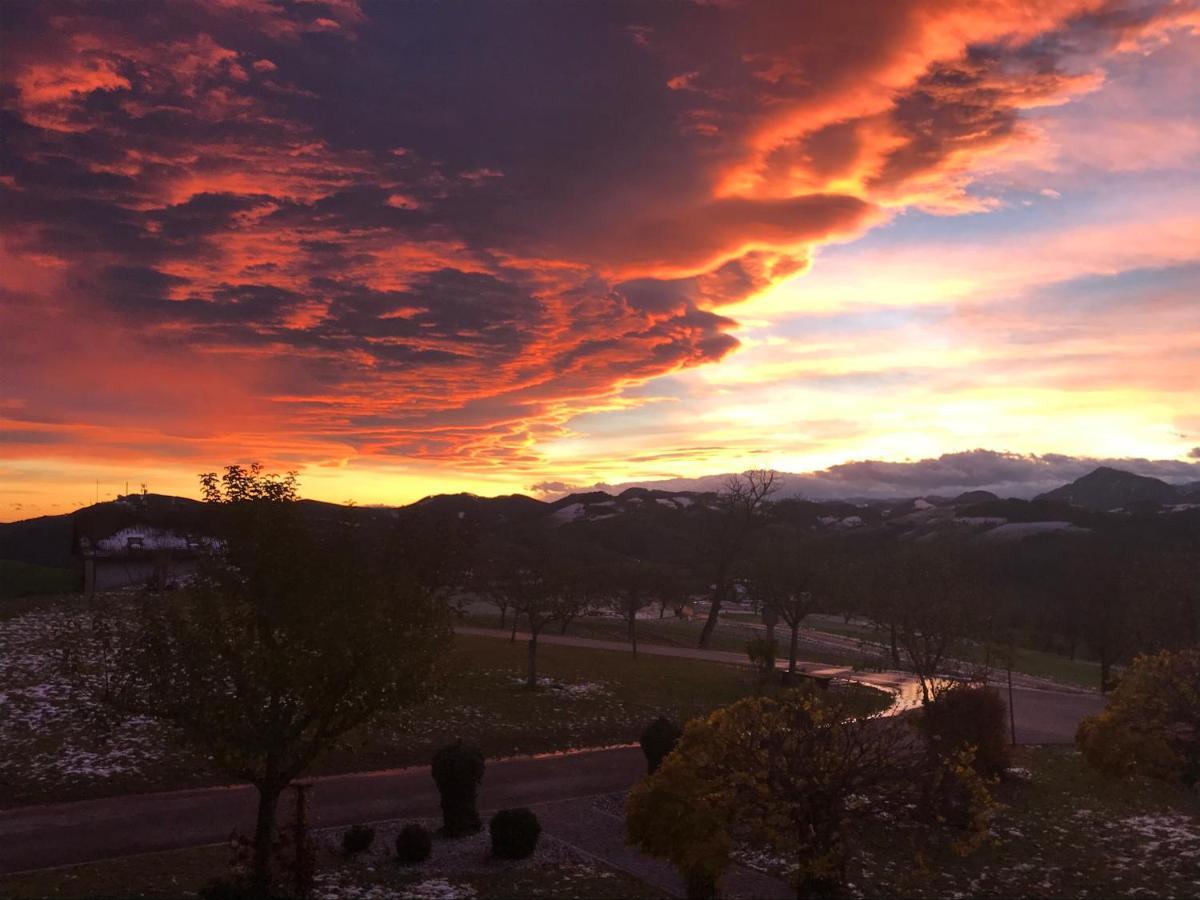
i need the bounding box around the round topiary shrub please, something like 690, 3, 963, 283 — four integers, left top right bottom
640, 716, 683, 774
489, 807, 541, 860
341, 823, 375, 856
431, 740, 486, 836
395, 822, 433, 864
922, 684, 1010, 776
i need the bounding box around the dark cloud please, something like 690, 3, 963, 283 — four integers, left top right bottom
591, 450, 1200, 501
1, 0, 1189, 474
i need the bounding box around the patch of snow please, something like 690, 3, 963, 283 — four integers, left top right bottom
549, 503, 585, 523
400, 879, 477, 900
1118, 813, 1200, 859
913, 499, 934, 510
979, 521, 1079, 541
0, 607, 174, 794
510, 676, 611, 696
94, 527, 219, 552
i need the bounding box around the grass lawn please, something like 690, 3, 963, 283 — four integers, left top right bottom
790, 613, 1104, 691
0, 560, 78, 601
738, 745, 1200, 898
955, 643, 1103, 691
0, 596, 891, 806
0, 845, 229, 899
461, 610, 878, 669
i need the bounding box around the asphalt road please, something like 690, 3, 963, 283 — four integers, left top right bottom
0, 629, 1104, 876
0, 746, 647, 876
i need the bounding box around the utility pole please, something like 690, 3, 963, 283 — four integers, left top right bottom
1007, 634, 1017, 747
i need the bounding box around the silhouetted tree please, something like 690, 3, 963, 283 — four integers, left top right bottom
1059, 539, 1138, 692
64, 466, 451, 896
695, 470, 779, 648
603, 559, 664, 657
879, 546, 980, 703
485, 538, 592, 688
744, 528, 825, 680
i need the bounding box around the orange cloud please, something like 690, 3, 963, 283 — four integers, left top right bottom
1, 0, 1196, 519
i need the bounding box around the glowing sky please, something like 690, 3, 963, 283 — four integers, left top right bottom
2, 0, 1199, 518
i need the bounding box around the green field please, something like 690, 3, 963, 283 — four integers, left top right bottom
736, 611, 1104, 690
461, 610, 882, 668
0, 560, 77, 600
0, 603, 890, 807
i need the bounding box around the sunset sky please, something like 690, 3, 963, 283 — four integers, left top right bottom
2, 0, 1199, 519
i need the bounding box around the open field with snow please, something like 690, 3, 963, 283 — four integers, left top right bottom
1, 594, 887, 807
733, 745, 1200, 899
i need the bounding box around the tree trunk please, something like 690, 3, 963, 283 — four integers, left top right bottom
788, 621, 800, 679
628, 612, 638, 657
684, 871, 717, 900
510, 616, 518, 642
526, 632, 539, 689
888, 621, 901, 667
499, 606, 507, 629
698, 579, 725, 648
1100, 653, 1111, 694
251, 779, 284, 896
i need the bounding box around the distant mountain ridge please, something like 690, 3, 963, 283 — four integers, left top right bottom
564, 450, 1200, 502
3, 466, 1198, 579
1034, 466, 1182, 510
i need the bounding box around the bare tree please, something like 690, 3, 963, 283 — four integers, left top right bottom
882, 547, 979, 704
695, 469, 779, 648
745, 528, 825, 680
487, 541, 591, 689
603, 559, 663, 657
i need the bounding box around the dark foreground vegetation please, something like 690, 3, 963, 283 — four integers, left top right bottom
4, 741, 1197, 900
3, 465, 1196, 899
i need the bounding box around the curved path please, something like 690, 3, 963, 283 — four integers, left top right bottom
459, 626, 1104, 739
0, 628, 1102, 877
